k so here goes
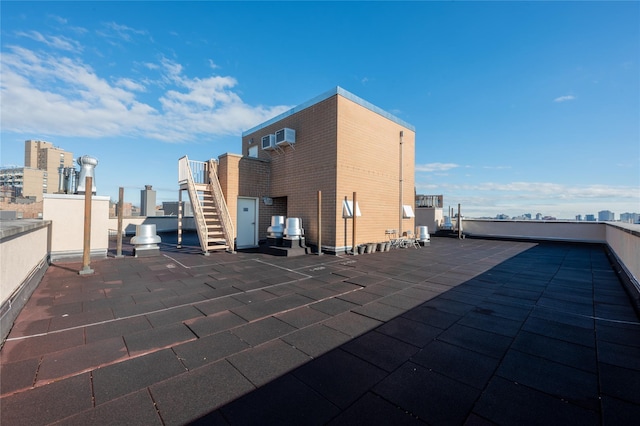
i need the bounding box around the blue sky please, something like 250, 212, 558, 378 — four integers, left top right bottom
1, 1, 638, 219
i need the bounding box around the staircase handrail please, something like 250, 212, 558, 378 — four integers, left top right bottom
178, 156, 208, 253
206, 159, 235, 252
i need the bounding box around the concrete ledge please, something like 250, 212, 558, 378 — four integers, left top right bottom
0, 219, 50, 241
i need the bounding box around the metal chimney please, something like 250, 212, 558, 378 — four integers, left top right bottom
58, 166, 78, 194
76, 155, 98, 194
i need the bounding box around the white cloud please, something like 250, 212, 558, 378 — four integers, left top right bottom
1, 46, 291, 142
99, 21, 148, 42
482, 165, 511, 170
48, 15, 67, 25
115, 78, 145, 92
416, 162, 461, 173
15, 31, 82, 52
553, 95, 576, 103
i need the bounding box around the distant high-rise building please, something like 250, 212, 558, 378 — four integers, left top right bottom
620, 212, 640, 224
24, 140, 74, 194
576, 215, 583, 221
535, 213, 542, 220
585, 214, 596, 222
140, 185, 156, 217
598, 210, 615, 221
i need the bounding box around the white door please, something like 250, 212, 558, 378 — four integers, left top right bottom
236, 197, 258, 248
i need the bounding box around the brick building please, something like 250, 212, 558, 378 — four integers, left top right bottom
0, 167, 47, 202
24, 140, 74, 193
216, 87, 416, 253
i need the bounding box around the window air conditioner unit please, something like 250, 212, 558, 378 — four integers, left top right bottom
261, 134, 276, 150
275, 128, 296, 146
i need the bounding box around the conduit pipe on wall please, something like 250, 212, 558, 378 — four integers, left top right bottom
399, 131, 404, 236
352, 191, 357, 255
317, 190, 323, 255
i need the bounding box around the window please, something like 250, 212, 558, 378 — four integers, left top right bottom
248, 145, 258, 158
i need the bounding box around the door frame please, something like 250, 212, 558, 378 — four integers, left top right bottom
236, 197, 259, 249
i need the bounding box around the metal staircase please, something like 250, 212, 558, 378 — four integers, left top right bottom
178, 156, 235, 254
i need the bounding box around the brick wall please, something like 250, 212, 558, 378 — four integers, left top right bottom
242, 96, 338, 248
336, 96, 415, 248
218, 154, 283, 240
0, 201, 43, 219
236, 92, 415, 252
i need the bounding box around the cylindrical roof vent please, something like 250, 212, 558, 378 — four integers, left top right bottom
416, 226, 430, 242
284, 217, 304, 239
76, 155, 98, 194
267, 215, 286, 238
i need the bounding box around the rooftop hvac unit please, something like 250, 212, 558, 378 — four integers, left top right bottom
275, 128, 296, 146
261, 134, 276, 150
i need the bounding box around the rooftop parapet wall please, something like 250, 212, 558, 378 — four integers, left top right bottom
605, 223, 640, 305
462, 219, 607, 243
0, 220, 50, 343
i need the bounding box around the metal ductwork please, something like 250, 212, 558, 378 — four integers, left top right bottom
58, 166, 78, 194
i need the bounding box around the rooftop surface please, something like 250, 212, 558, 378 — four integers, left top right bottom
1, 236, 639, 425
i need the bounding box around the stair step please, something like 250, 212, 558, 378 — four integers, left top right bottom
207, 245, 229, 251
185, 176, 233, 254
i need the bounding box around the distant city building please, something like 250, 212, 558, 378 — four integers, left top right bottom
163, 201, 193, 217
496, 214, 510, 220
585, 214, 596, 222
576, 214, 583, 221
24, 140, 74, 194
620, 212, 640, 224
0, 167, 47, 202
541, 216, 556, 221
535, 213, 542, 220
1, 140, 74, 203
523, 213, 532, 220
111, 201, 133, 218
598, 210, 615, 221
140, 185, 156, 217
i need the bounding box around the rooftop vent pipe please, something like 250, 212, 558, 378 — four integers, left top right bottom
130, 224, 161, 257
284, 217, 304, 239
416, 226, 430, 243
76, 155, 98, 194
267, 215, 285, 238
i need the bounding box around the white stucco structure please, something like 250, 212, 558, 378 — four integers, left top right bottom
43, 194, 110, 260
